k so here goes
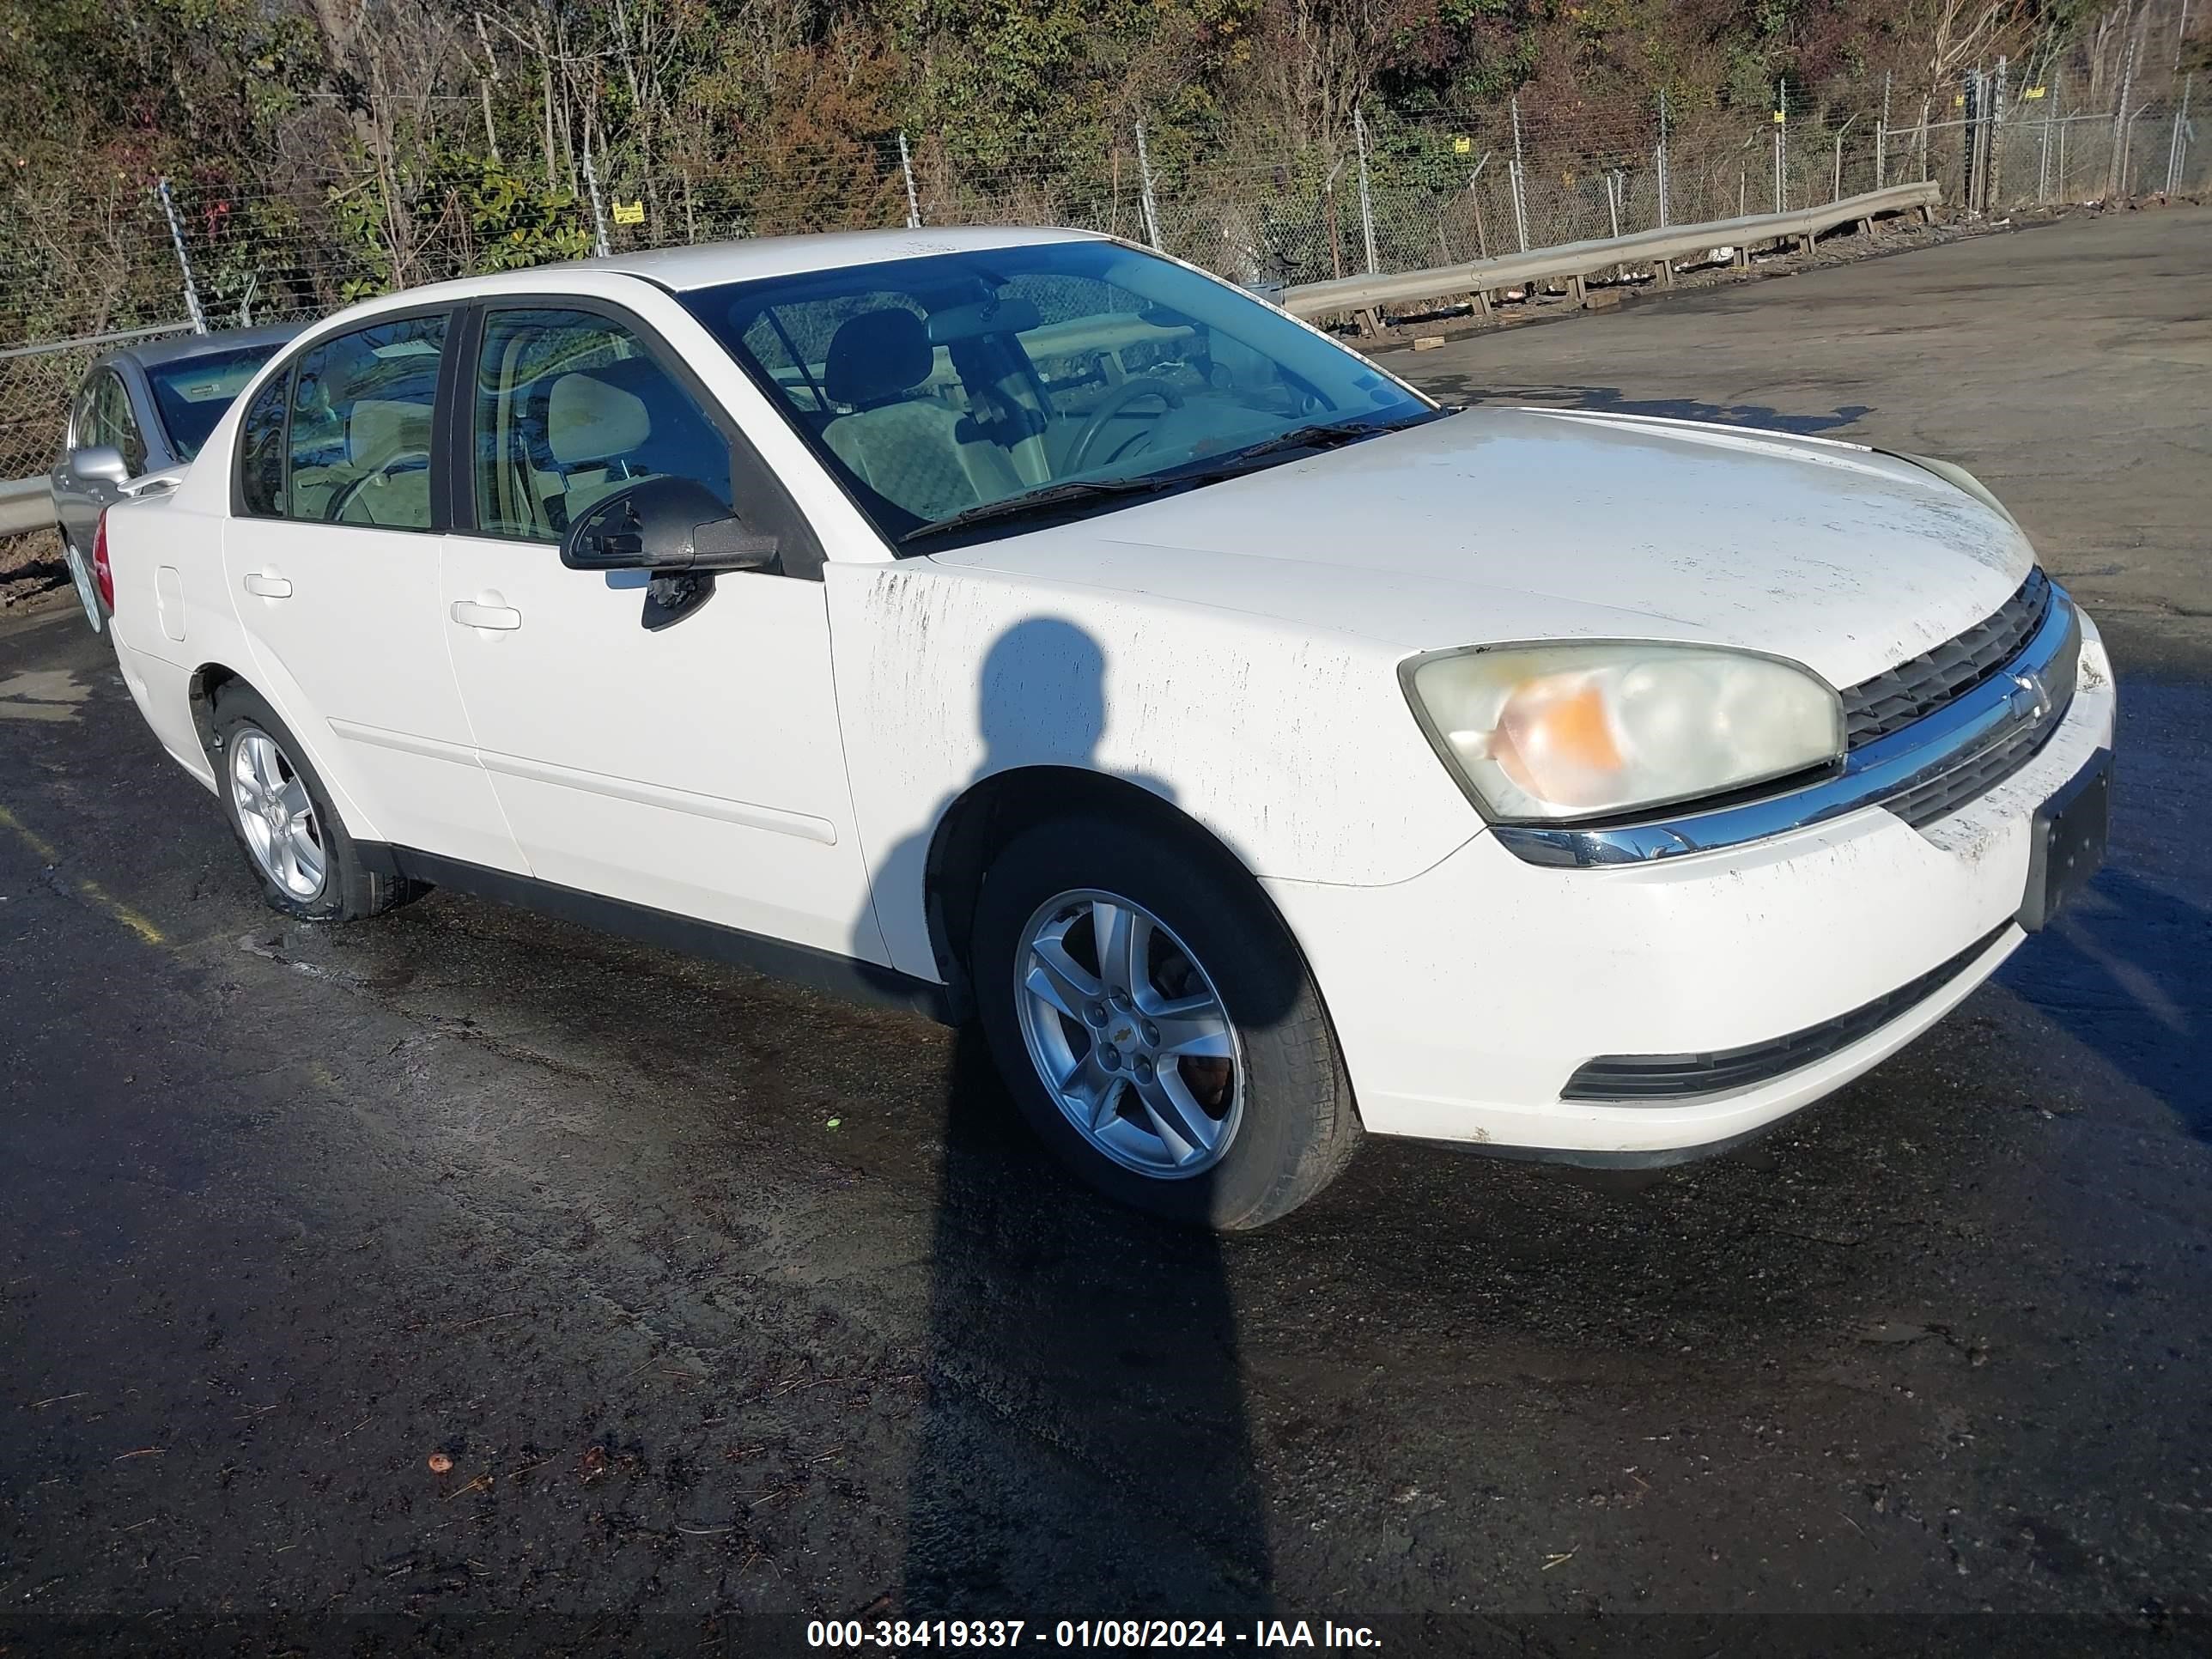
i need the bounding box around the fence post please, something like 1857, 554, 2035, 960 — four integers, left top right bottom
1832, 114, 1856, 201
1878, 71, 1889, 188
1656, 88, 1670, 228
2109, 36, 2137, 201
2044, 77, 2061, 197
1972, 68, 1990, 214
1509, 97, 1529, 252
1606, 169, 1622, 239
581, 139, 612, 258
1772, 80, 1786, 213
155, 179, 209, 336
1352, 106, 1379, 275
896, 131, 922, 228
2039, 79, 2054, 201
2166, 73, 2192, 194
1133, 120, 1163, 250
1989, 56, 2008, 210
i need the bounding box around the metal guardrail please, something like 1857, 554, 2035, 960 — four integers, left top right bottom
0, 182, 1942, 543
0, 474, 52, 538
1279, 180, 1942, 328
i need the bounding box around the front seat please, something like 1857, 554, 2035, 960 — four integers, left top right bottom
538, 369, 653, 529
819, 309, 1011, 523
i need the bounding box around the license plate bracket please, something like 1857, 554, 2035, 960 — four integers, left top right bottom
2018, 747, 2112, 932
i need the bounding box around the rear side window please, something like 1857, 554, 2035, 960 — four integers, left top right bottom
470, 307, 732, 542
285, 314, 447, 531
146, 346, 280, 463
236, 372, 290, 518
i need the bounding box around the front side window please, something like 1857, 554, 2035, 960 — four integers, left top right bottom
236, 369, 291, 517
147, 345, 284, 463
92, 371, 146, 474
471, 307, 732, 543
681, 240, 1436, 547
286, 314, 447, 530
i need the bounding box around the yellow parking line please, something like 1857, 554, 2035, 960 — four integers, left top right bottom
0, 804, 60, 865
74, 879, 167, 947
1, 801, 168, 946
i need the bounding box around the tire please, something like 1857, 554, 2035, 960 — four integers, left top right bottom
208, 683, 422, 923
970, 814, 1362, 1231
58, 529, 105, 635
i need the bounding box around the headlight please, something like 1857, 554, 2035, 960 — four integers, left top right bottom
1402, 642, 1844, 823
1891, 451, 2023, 534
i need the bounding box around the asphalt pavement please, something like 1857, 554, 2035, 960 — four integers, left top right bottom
2, 206, 2208, 1656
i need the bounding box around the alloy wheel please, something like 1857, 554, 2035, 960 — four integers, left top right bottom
228, 727, 326, 901
1012, 888, 1245, 1178
62, 538, 103, 635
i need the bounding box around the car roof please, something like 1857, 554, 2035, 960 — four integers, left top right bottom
109, 322, 308, 371
334, 225, 1113, 317
581, 225, 1109, 291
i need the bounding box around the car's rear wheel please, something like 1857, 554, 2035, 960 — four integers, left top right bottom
970, 814, 1361, 1231
209, 684, 420, 923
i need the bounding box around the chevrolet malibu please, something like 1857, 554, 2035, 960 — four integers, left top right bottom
97, 227, 2114, 1229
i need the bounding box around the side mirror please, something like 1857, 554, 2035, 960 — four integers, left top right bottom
560, 475, 778, 575
70, 445, 130, 487
559, 475, 780, 632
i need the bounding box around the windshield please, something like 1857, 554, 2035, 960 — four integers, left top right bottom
145, 345, 284, 461
679, 240, 1434, 547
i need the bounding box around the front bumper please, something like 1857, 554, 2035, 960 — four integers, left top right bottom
1264, 611, 2116, 1158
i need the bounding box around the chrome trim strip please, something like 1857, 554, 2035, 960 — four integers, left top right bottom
1492, 585, 2080, 868
328, 717, 481, 768
477, 748, 840, 846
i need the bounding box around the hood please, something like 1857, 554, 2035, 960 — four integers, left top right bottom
932, 407, 2036, 691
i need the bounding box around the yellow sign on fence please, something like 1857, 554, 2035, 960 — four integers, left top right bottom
2024, 86, 2048, 99
1453, 136, 1472, 154
611, 200, 646, 227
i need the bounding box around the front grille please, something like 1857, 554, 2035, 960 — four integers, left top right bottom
1884, 605, 2081, 827
1559, 925, 2011, 1103
1841, 569, 2052, 745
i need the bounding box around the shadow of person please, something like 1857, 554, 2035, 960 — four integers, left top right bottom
2001, 862, 2212, 1143
863, 618, 1278, 1618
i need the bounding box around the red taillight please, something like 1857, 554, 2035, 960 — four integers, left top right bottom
92, 509, 114, 612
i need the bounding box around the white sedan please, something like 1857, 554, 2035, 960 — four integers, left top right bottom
98, 227, 2114, 1228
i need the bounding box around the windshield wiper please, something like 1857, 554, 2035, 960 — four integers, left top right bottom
1203, 417, 1393, 465
900, 474, 1194, 543
899, 414, 1428, 544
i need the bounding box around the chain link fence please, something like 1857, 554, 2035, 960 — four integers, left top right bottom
2, 64, 2201, 487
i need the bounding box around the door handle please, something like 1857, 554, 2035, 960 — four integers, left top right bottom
241, 572, 292, 599
451, 599, 522, 630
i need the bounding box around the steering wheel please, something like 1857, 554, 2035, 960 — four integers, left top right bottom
329, 451, 432, 525
1068, 378, 1185, 472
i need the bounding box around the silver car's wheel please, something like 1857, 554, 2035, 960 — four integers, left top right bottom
228, 727, 327, 902
61, 538, 103, 635
1012, 888, 1246, 1179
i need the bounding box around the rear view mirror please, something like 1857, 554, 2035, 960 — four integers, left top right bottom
926, 295, 1043, 345
70, 445, 130, 487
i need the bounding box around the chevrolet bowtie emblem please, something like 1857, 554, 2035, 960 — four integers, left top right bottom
2008, 669, 2051, 722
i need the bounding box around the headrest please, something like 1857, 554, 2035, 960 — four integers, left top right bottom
824, 308, 932, 408
347, 398, 431, 464
548, 372, 650, 466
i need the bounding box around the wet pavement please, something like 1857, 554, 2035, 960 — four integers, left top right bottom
2, 210, 2208, 1655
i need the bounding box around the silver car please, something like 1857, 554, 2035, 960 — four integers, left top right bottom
51, 324, 302, 631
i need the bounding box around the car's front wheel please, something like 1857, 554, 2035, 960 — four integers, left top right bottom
970, 814, 1362, 1231
58, 531, 104, 635
209, 683, 421, 923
